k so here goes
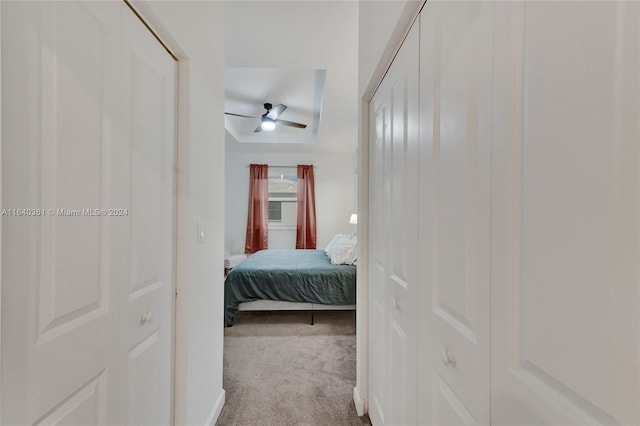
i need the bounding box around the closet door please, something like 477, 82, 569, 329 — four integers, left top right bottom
1, 2, 122, 424
417, 2, 493, 425
491, 2, 639, 425
368, 21, 419, 426
1, 3, 176, 425
120, 7, 176, 426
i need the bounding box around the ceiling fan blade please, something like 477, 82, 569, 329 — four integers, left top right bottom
225, 112, 258, 118
275, 119, 307, 129
253, 124, 263, 133
266, 104, 287, 120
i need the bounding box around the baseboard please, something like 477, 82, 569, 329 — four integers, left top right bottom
205, 389, 226, 426
353, 386, 365, 417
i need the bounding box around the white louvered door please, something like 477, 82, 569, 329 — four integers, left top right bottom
368, 21, 420, 426
1, 2, 176, 424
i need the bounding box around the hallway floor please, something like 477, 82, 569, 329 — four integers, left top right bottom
217, 311, 370, 426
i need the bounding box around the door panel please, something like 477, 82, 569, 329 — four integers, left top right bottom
434, 374, 476, 426
34, 372, 108, 426
369, 298, 387, 423
369, 73, 390, 426
491, 2, 639, 425
369, 21, 419, 426
127, 333, 162, 426
417, 2, 493, 424
129, 55, 164, 295
121, 7, 176, 425
37, 0, 111, 342
1, 2, 121, 424
1, 2, 176, 425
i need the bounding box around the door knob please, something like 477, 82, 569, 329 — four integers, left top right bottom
442, 349, 455, 366
140, 312, 153, 325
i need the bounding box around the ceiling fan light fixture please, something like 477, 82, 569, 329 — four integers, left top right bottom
226, 102, 306, 133
261, 117, 276, 131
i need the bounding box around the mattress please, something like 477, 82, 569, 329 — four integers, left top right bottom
224, 249, 356, 325
225, 254, 247, 269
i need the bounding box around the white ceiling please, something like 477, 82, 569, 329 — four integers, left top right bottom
223, 1, 359, 154
224, 67, 325, 144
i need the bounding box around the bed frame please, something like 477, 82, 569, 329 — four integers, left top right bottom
237, 300, 356, 325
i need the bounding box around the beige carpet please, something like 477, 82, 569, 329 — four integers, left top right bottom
217, 311, 370, 426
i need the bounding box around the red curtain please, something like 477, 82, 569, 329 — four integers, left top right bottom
245, 164, 269, 253
296, 165, 317, 249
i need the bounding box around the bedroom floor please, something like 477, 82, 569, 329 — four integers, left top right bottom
217, 311, 370, 426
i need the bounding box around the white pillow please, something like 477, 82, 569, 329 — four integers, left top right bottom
325, 233, 347, 257
330, 235, 357, 265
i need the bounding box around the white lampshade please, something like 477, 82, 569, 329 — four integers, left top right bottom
349, 213, 358, 225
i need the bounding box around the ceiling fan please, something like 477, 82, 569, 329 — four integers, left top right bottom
225, 103, 308, 133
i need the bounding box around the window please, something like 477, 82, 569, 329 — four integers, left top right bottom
268, 201, 282, 222
268, 169, 297, 227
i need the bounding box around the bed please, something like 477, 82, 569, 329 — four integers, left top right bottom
224, 249, 356, 326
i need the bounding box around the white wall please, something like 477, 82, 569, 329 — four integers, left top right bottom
225, 137, 356, 254
224, 1, 359, 156
132, 2, 226, 425
223, 1, 359, 256
358, 0, 410, 98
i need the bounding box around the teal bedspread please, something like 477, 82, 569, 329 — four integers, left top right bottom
224, 249, 356, 325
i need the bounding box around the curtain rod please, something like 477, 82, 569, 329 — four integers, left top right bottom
245, 165, 315, 169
